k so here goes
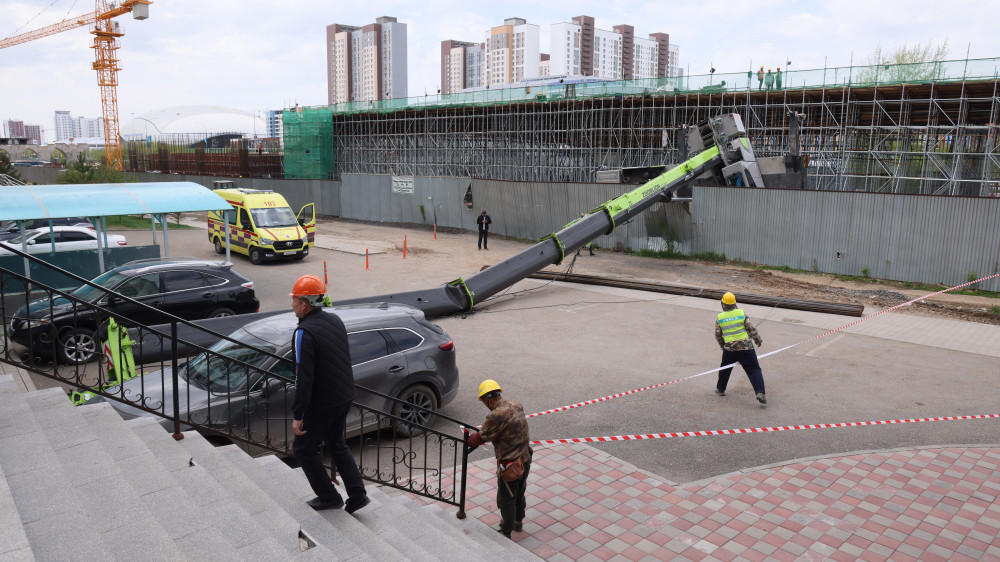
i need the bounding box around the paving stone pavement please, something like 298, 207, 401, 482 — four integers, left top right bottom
409, 443, 1000, 561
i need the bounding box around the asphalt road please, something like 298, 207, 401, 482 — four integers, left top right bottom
25, 221, 1000, 485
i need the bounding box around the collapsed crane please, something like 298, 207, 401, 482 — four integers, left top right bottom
335, 113, 769, 317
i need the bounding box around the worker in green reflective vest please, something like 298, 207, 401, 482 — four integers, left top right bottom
714, 292, 767, 404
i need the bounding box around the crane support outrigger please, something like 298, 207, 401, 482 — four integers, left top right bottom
334, 114, 768, 318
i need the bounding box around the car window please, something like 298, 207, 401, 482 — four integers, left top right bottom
226, 210, 238, 225
162, 270, 207, 292
251, 207, 297, 228
385, 328, 423, 352
61, 231, 95, 242
348, 330, 390, 365
203, 273, 229, 287
31, 232, 53, 244
115, 273, 161, 298
239, 209, 252, 229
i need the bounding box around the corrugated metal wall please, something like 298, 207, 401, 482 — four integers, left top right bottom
21, 169, 997, 291
694, 187, 1000, 291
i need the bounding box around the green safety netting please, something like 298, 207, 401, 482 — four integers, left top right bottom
282, 107, 335, 180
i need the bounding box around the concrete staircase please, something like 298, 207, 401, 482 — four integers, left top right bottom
0, 374, 539, 561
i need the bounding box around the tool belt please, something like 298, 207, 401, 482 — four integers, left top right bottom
497, 456, 525, 482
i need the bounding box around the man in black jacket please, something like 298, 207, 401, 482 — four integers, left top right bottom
477, 210, 492, 250
289, 274, 369, 513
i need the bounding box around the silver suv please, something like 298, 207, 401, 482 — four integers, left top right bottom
101, 303, 459, 445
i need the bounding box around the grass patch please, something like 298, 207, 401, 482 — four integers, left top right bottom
629, 249, 728, 263
105, 215, 194, 230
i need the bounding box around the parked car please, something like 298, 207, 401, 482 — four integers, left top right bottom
100, 303, 459, 441
8, 258, 259, 364
0, 225, 123, 255
0, 217, 95, 242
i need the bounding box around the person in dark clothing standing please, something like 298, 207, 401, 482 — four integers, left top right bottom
477, 210, 492, 250
289, 274, 370, 513
714, 291, 767, 404
467, 379, 532, 538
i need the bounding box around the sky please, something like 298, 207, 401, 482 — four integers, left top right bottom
2, 0, 998, 143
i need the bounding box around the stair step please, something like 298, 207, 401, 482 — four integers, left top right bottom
24, 390, 186, 561
368, 487, 488, 561
172, 431, 328, 557
220, 446, 401, 562
252, 454, 446, 562
0, 452, 33, 560
424, 502, 541, 561
0, 384, 107, 560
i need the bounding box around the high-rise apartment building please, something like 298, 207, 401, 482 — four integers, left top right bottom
484, 18, 540, 87
52, 111, 103, 141
266, 110, 283, 143
326, 16, 407, 104
24, 125, 42, 145
440, 40, 484, 95
54, 111, 75, 141
551, 18, 675, 80
3, 120, 25, 138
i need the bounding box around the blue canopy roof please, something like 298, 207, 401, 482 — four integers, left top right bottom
0, 182, 233, 221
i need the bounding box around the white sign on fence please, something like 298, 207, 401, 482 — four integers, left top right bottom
392, 176, 414, 194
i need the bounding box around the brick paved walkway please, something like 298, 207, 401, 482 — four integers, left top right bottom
411, 443, 1000, 561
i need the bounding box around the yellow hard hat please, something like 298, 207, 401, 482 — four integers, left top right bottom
478, 379, 502, 399
721, 292, 737, 305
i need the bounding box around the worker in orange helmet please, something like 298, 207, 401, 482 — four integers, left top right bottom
289, 274, 370, 514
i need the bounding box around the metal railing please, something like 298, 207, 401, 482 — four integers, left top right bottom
0, 248, 476, 517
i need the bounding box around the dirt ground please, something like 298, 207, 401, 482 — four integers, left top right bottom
326, 216, 1000, 326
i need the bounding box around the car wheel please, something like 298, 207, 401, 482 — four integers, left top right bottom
207, 307, 236, 318
392, 384, 437, 437
214, 238, 225, 254
58, 328, 99, 365
249, 246, 262, 265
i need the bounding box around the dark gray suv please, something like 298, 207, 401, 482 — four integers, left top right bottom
101, 303, 459, 444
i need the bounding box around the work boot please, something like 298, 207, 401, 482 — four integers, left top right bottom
306, 496, 344, 511
589, 247, 595, 256
513, 520, 523, 532
345, 494, 370, 514
715, 388, 725, 396
756, 393, 767, 404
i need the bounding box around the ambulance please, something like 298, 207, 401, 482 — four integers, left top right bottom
208, 186, 316, 264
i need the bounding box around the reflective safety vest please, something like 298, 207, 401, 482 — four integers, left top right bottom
718, 308, 749, 343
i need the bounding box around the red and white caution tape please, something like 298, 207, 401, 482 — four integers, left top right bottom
527, 273, 1000, 420
529, 413, 1000, 445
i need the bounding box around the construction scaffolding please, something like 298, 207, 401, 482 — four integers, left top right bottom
295, 57, 1000, 195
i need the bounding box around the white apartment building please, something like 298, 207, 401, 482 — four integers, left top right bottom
441, 41, 484, 94
76, 117, 103, 138
326, 16, 407, 104
633, 36, 658, 79
667, 43, 680, 77
550, 22, 582, 77
54, 111, 75, 141
485, 18, 540, 87
592, 28, 622, 79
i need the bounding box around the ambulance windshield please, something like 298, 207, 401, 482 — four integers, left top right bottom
251, 208, 298, 228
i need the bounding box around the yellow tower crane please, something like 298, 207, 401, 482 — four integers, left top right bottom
0, 1, 153, 171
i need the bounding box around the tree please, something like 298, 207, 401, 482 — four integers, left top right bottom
856, 40, 950, 85
58, 153, 129, 184
0, 151, 22, 181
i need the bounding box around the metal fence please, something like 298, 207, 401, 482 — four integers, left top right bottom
0, 247, 477, 515
692, 187, 1000, 291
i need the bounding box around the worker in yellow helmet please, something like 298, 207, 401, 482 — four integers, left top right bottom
467, 379, 532, 538
765, 68, 774, 91
714, 292, 767, 404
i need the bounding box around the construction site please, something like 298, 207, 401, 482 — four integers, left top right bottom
115, 57, 1000, 197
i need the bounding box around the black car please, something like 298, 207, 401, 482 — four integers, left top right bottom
102, 304, 460, 442
9, 257, 259, 365
0, 217, 94, 242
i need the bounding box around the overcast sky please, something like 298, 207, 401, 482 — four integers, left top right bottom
2, 0, 997, 142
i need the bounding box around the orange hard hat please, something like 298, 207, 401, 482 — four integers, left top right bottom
290, 274, 326, 297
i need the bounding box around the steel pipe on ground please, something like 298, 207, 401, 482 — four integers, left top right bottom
528, 271, 864, 317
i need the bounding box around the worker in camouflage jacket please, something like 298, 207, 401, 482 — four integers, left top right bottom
714, 292, 767, 404
467, 379, 532, 538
